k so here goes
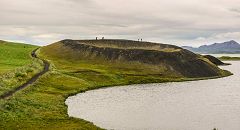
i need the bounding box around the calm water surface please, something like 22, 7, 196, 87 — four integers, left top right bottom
66, 61, 240, 130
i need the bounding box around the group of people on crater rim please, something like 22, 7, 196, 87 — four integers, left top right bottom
95, 37, 143, 42
96, 37, 104, 40
138, 39, 143, 42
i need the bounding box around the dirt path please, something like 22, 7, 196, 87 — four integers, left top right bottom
0, 48, 50, 99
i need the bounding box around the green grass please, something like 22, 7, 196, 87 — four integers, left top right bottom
0, 71, 102, 130
0, 41, 37, 73
0, 59, 189, 130
0, 40, 43, 97
219, 56, 240, 61
0, 40, 232, 130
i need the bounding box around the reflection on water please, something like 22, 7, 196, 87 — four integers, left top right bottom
66, 61, 240, 130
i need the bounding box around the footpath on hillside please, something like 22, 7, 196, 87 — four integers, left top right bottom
0, 48, 50, 99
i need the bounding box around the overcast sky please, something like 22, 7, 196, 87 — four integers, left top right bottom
0, 0, 240, 46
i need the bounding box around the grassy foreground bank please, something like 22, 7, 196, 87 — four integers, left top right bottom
0, 41, 232, 129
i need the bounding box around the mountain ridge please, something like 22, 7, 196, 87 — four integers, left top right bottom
182, 40, 240, 54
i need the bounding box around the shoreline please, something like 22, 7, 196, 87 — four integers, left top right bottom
65, 61, 239, 130
63, 65, 233, 129
65, 71, 232, 98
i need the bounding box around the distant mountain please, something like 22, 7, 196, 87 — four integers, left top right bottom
182, 40, 240, 54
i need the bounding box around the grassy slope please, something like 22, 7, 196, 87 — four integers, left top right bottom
0, 41, 43, 95
0, 41, 36, 73
0, 72, 103, 130
0, 40, 231, 130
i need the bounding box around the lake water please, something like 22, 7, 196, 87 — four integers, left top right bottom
66, 61, 240, 130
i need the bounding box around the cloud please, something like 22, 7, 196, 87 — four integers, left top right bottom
230, 8, 240, 13
0, 0, 240, 46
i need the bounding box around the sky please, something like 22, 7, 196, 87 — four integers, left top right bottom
0, 0, 240, 47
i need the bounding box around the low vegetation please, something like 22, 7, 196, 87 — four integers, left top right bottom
219, 56, 240, 61
0, 41, 37, 73
0, 40, 43, 96
0, 58, 43, 96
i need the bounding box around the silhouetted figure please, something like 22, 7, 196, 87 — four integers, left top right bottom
96, 37, 98, 40
102, 37, 104, 40
141, 39, 142, 42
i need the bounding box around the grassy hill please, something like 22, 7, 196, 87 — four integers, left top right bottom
40, 39, 230, 78
0, 40, 37, 73
0, 40, 43, 96
0, 40, 102, 130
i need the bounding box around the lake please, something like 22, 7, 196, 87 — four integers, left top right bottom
66, 61, 240, 130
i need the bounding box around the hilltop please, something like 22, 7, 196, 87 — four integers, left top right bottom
40, 39, 230, 78
183, 40, 240, 54
0, 40, 39, 73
